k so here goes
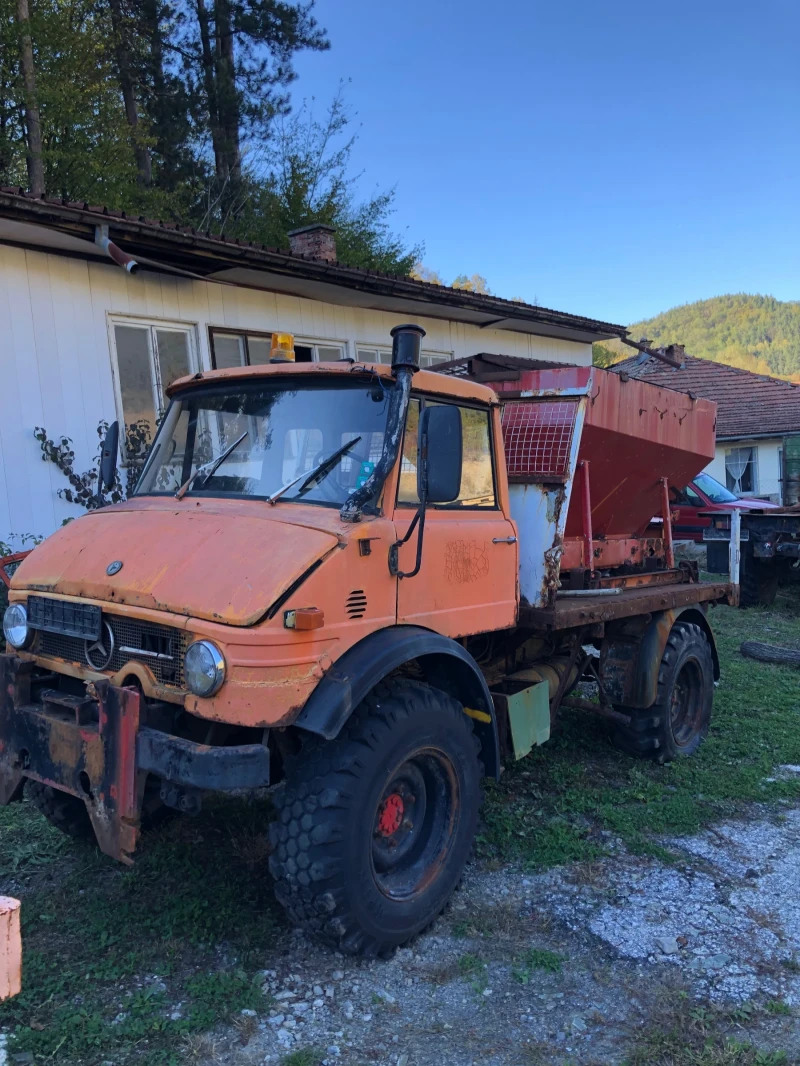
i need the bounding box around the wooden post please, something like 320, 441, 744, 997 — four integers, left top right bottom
0, 897, 21, 1000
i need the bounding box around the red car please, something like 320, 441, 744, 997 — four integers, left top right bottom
670, 472, 781, 543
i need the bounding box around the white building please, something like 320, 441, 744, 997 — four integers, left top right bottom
614, 353, 800, 504
0, 189, 625, 545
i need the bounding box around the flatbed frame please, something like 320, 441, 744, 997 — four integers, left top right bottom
520, 580, 733, 631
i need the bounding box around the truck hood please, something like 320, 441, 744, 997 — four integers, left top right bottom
11, 498, 343, 626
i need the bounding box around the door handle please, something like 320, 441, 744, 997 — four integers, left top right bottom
492, 536, 517, 544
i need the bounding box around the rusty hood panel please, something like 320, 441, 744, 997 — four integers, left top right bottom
11, 498, 342, 626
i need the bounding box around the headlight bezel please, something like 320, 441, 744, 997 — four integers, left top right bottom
3, 603, 33, 650
184, 639, 226, 697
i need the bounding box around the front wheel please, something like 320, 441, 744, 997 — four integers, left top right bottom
268, 679, 482, 957
613, 621, 714, 764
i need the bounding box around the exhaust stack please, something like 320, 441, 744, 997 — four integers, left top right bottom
339, 324, 425, 523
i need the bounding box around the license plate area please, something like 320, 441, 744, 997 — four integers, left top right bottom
28, 596, 102, 640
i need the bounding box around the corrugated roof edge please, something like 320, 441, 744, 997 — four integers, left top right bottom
0, 186, 627, 339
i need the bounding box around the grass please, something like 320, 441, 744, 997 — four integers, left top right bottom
480, 589, 800, 867
0, 794, 282, 1065
512, 948, 563, 983
624, 992, 790, 1065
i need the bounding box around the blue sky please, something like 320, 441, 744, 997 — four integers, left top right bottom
290, 0, 800, 326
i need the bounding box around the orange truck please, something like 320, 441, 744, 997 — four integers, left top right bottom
1, 326, 733, 957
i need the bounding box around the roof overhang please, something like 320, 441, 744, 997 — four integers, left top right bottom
0, 190, 627, 345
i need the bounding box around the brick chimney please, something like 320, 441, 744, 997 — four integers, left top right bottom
287, 223, 337, 262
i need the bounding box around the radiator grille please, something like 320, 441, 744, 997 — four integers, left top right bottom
345, 590, 368, 619
36, 615, 187, 688
502, 400, 578, 481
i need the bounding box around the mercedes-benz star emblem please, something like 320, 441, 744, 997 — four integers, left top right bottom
106, 560, 123, 576
85, 621, 115, 671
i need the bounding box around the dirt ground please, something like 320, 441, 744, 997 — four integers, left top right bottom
174, 806, 800, 1066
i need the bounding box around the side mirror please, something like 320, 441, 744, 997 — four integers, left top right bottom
100, 421, 120, 491
418, 405, 462, 504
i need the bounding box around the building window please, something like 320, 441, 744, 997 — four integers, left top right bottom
110, 319, 196, 447
210, 328, 345, 367
356, 347, 452, 368
398, 399, 496, 508
725, 446, 758, 495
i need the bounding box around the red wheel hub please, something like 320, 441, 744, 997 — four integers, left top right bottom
377, 793, 404, 837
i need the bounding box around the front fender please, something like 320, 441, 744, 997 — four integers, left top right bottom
293, 625, 501, 778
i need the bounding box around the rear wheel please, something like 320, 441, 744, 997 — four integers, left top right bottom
268, 679, 482, 957
613, 621, 714, 764
26, 780, 93, 839
740, 557, 779, 607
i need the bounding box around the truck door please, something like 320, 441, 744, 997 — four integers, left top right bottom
393, 398, 517, 636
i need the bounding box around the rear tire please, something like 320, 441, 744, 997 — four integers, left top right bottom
26, 780, 93, 840
613, 621, 714, 764
268, 679, 481, 957
740, 557, 778, 607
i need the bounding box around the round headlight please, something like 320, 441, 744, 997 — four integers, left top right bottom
3, 603, 31, 649
184, 640, 225, 697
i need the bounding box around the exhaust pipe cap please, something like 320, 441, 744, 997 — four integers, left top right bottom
390, 323, 426, 372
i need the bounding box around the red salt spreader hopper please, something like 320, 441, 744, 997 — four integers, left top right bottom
440, 355, 718, 609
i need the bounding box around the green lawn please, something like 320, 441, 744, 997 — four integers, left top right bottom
481, 589, 800, 865
1, 592, 799, 1063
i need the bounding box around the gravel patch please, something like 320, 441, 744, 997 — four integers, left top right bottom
200, 807, 800, 1065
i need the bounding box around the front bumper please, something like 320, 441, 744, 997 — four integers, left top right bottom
0, 655, 270, 863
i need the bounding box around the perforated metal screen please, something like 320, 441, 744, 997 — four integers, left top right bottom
501, 400, 578, 480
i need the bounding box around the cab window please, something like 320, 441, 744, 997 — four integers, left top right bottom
398, 399, 496, 508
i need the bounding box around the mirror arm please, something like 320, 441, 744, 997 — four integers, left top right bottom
388, 503, 427, 579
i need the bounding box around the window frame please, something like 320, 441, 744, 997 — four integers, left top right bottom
107, 315, 199, 463
355, 345, 454, 368
725, 445, 759, 496
395, 393, 500, 511
209, 326, 346, 367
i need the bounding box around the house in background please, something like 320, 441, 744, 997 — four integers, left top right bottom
0, 188, 626, 544
614, 353, 800, 503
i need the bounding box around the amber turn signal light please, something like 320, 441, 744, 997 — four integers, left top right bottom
284, 607, 324, 630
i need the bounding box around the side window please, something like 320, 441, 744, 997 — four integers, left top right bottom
397, 400, 496, 508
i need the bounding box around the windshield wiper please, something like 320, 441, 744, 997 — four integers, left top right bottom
175, 431, 248, 500
267, 436, 362, 506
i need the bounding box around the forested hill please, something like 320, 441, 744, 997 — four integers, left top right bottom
594, 295, 800, 380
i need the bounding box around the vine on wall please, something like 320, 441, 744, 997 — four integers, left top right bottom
34, 419, 153, 513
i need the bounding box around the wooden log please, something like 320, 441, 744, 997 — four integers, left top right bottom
0, 896, 21, 1000
740, 641, 800, 667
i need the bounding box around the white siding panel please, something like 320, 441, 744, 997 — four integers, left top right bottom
1, 244, 595, 540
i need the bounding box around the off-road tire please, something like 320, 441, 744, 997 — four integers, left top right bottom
268, 679, 482, 957
26, 780, 93, 839
613, 621, 714, 764
739, 557, 779, 608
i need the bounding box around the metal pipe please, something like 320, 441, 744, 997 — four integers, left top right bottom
660, 477, 675, 569
340, 324, 424, 522
95, 224, 138, 273
561, 697, 631, 726
579, 459, 593, 572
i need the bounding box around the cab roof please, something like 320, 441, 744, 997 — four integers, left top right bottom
167, 359, 500, 405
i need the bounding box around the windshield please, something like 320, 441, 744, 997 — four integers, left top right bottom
693, 472, 739, 504
135, 377, 391, 507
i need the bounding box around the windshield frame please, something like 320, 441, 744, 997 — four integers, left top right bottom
133, 374, 394, 511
